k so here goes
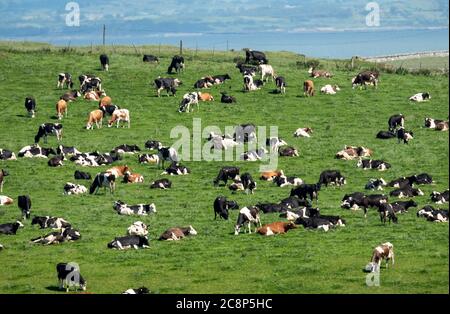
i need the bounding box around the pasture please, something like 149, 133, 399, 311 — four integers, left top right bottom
0, 44, 448, 294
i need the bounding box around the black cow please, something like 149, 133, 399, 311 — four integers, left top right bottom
241, 173, 257, 194
352, 70, 379, 88
74, 170, 91, 180
387, 177, 411, 188
396, 127, 414, 144
376, 131, 396, 139
143, 55, 159, 63
112, 144, 141, 154
0, 149, 16, 160
244, 49, 268, 64
57, 73, 74, 89
212, 74, 231, 84
220, 92, 236, 103
107, 235, 150, 250
167, 55, 185, 74
24, 96, 36, 118
377, 203, 398, 224
391, 200, 418, 213
48, 155, 64, 167
99, 104, 120, 116
388, 114, 405, 132
275, 76, 286, 94
408, 173, 433, 185
365, 178, 387, 191
162, 162, 190, 175
154, 77, 181, 97
213, 196, 239, 220
390, 186, 424, 198
290, 184, 321, 203
150, 178, 172, 189
34, 123, 63, 144
341, 193, 388, 217
56, 263, 87, 292
0, 221, 24, 235
279, 146, 299, 157
279, 196, 312, 209
430, 190, 449, 204
236, 63, 257, 75
255, 203, 289, 214
89, 172, 116, 194
60, 90, 81, 102
18, 195, 31, 220
100, 54, 109, 71
318, 170, 346, 187
214, 166, 240, 186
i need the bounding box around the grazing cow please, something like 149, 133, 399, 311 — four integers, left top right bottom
24, 96, 36, 118
396, 127, 414, 144
352, 71, 379, 88
220, 92, 236, 103
145, 140, 162, 150
161, 162, 190, 175
260, 170, 283, 181
318, 170, 346, 187
214, 166, 240, 186
123, 287, 150, 294
293, 127, 313, 138
234, 206, 262, 235
258, 64, 275, 82
273, 173, 303, 188
0, 169, 8, 192
409, 92, 431, 102
197, 92, 214, 101
154, 77, 182, 97
391, 200, 417, 213
308, 67, 332, 78
0, 149, 16, 160
214, 196, 239, 220
365, 178, 387, 191
257, 222, 296, 236
86, 109, 104, 130
63, 182, 88, 195
294, 217, 334, 232
179, 92, 199, 113
113, 200, 157, 216
150, 178, 172, 189
98, 96, 112, 107
48, 155, 64, 167
74, 170, 91, 180
108, 109, 130, 128
229, 173, 257, 194
89, 172, 116, 194
167, 55, 185, 74
335, 145, 373, 160
370, 242, 394, 272
274, 76, 286, 94
108, 235, 150, 250
430, 190, 449, 204
127, 221, 148, 237
357, 159, 391, 171
61, 90, 81, 102
57, 73, 74, 89
35, 123, 63, 143
31, 216, 71, 229
303, 80, 315, 97
17, 195, 31, 220
320, 84, 340, 95
18, 145, 56, 158
341, 193, 388, 217
376, 130, 396, 139
157, 147, 179, 169
112, 144, 141, 155
244, 49, 268, 64
233, 124, 256, 143
123, 172, 144, 183
0, 221, 24, 235
388, 114, 405, 132
56, 263, 87, 292
290, 184, 321, 203
240, 147, 267, 161
279, 146, 299, 157
55, 100, 68, 120
143, 54, 159, 63
0, 195, 13, 206
138, 154, 159, 164
417, 205, 448, 222
79, 75, 102, 94
159, 226, 197, 241
377, 203, 398, 224
100, 54, 109, 71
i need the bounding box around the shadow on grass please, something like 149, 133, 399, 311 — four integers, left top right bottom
45, 285, 63, 292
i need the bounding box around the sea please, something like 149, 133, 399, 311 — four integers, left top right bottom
2, 28, 449, 59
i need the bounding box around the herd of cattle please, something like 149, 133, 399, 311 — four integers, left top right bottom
0, 48, 449, 292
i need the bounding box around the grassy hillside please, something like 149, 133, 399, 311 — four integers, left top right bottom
0, 43, 448, 294
386, 56, 449, 71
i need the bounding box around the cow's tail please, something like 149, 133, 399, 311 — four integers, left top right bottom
89, 176, 99, 194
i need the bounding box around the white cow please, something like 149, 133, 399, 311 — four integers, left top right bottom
320, 84, 340, 95
258, 64, 276, 82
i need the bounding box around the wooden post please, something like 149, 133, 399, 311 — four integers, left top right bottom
180, 40, 183, 55
226, 40, 229, 51
103, 24, 106, 47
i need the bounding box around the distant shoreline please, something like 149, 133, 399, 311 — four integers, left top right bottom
362, 50, 449, 62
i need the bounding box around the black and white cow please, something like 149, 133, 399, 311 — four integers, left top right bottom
424, 118, 447, 130
290, 184, 321, 203
31, 216, 71, 229
388, 114, 405, 132
212, 74, 231, 85
61, 90, 81, 102
100, 54, 109, 71
57, 73, 74, 89
376, 131, 396, 139
279, 196, 312, 209
143, 55, 159, 63
18, 195, 31, 220
74, 170, 91, 180
0, 221, 24, 235
341, 193, 388, 217
34, 123, 63, 144
31, 227, 81, 244
240, 147, 268, 161
64, 182, 88, 195
113, 200, 157, 216
56, 263, 87, 292
365, 178, 387, 191
273, 173, 303, 188
157, 147, 179, 169
213, 196, 239, 220
275, 76, 286, 94
179, 92, 199, 113
390, 186, 424, 198
24, 96, 36, 118
357, 159, 391, 171
318, 170, 346, 187
123, 287, 150, 294
294, 216, 334, 232
99, 104, 120, 116
266, 137, 288, 153
193, 76, 215, 89
255, 203, 290, 214
417, 205, 448, 222
108, 235, 150, 250
48, 155, 64, 167
18, 145, 56, 158
79, 75, 102, 94
0, 149, 16, 160
430, 190, 449, 204
150, 178, 172, 189
220, 92, 237, 104
167, 55, 185, 74
391, 200, 418, 213
234, 206, 262, 235
244, 49, 268, 64
236, 63, 257, 75
233, 124, 256, 143
111, 144, 141, 155
154, 77, 182, 97
410, 92, 431, 102
396, 127, 414, 144
89, 172, 116, 194
145, 140, 162, 150
138, 154, 159, 164
229, 173, 257, 194
377, 203, 398, 224
214, 166, 240, 186
161, 162, 190, 175
127, 221, 148, 237
57, 145, 81, 156
352, 70, 379, 88
279, 146, 299, 157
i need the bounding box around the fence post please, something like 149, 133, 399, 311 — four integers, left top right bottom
103, 24, 106, 47
180, 40, 183, 55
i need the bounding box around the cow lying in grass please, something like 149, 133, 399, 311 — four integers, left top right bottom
158, 226, 198, 241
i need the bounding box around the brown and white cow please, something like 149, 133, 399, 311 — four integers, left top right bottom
84, 90, 105, 101
123, 171, 144, 183
99, 96, 112, 107
335, 145, 373, 160
86, 109, 104, 129
308, 67, 332, 78
293, 127, 313, 138
56, 99, 68, 120
198, 92, 214, 102
303, 80, 315, 97
0, 195, 13, 206
106, 165, 130, 177
260, 170, 284, 181
108, 109, 130, 128
370, 242, 394, 271
257, 222, 296, 236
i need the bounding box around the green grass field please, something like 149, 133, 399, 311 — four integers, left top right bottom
0, 43, 448, 294
385, 56, 449, 71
